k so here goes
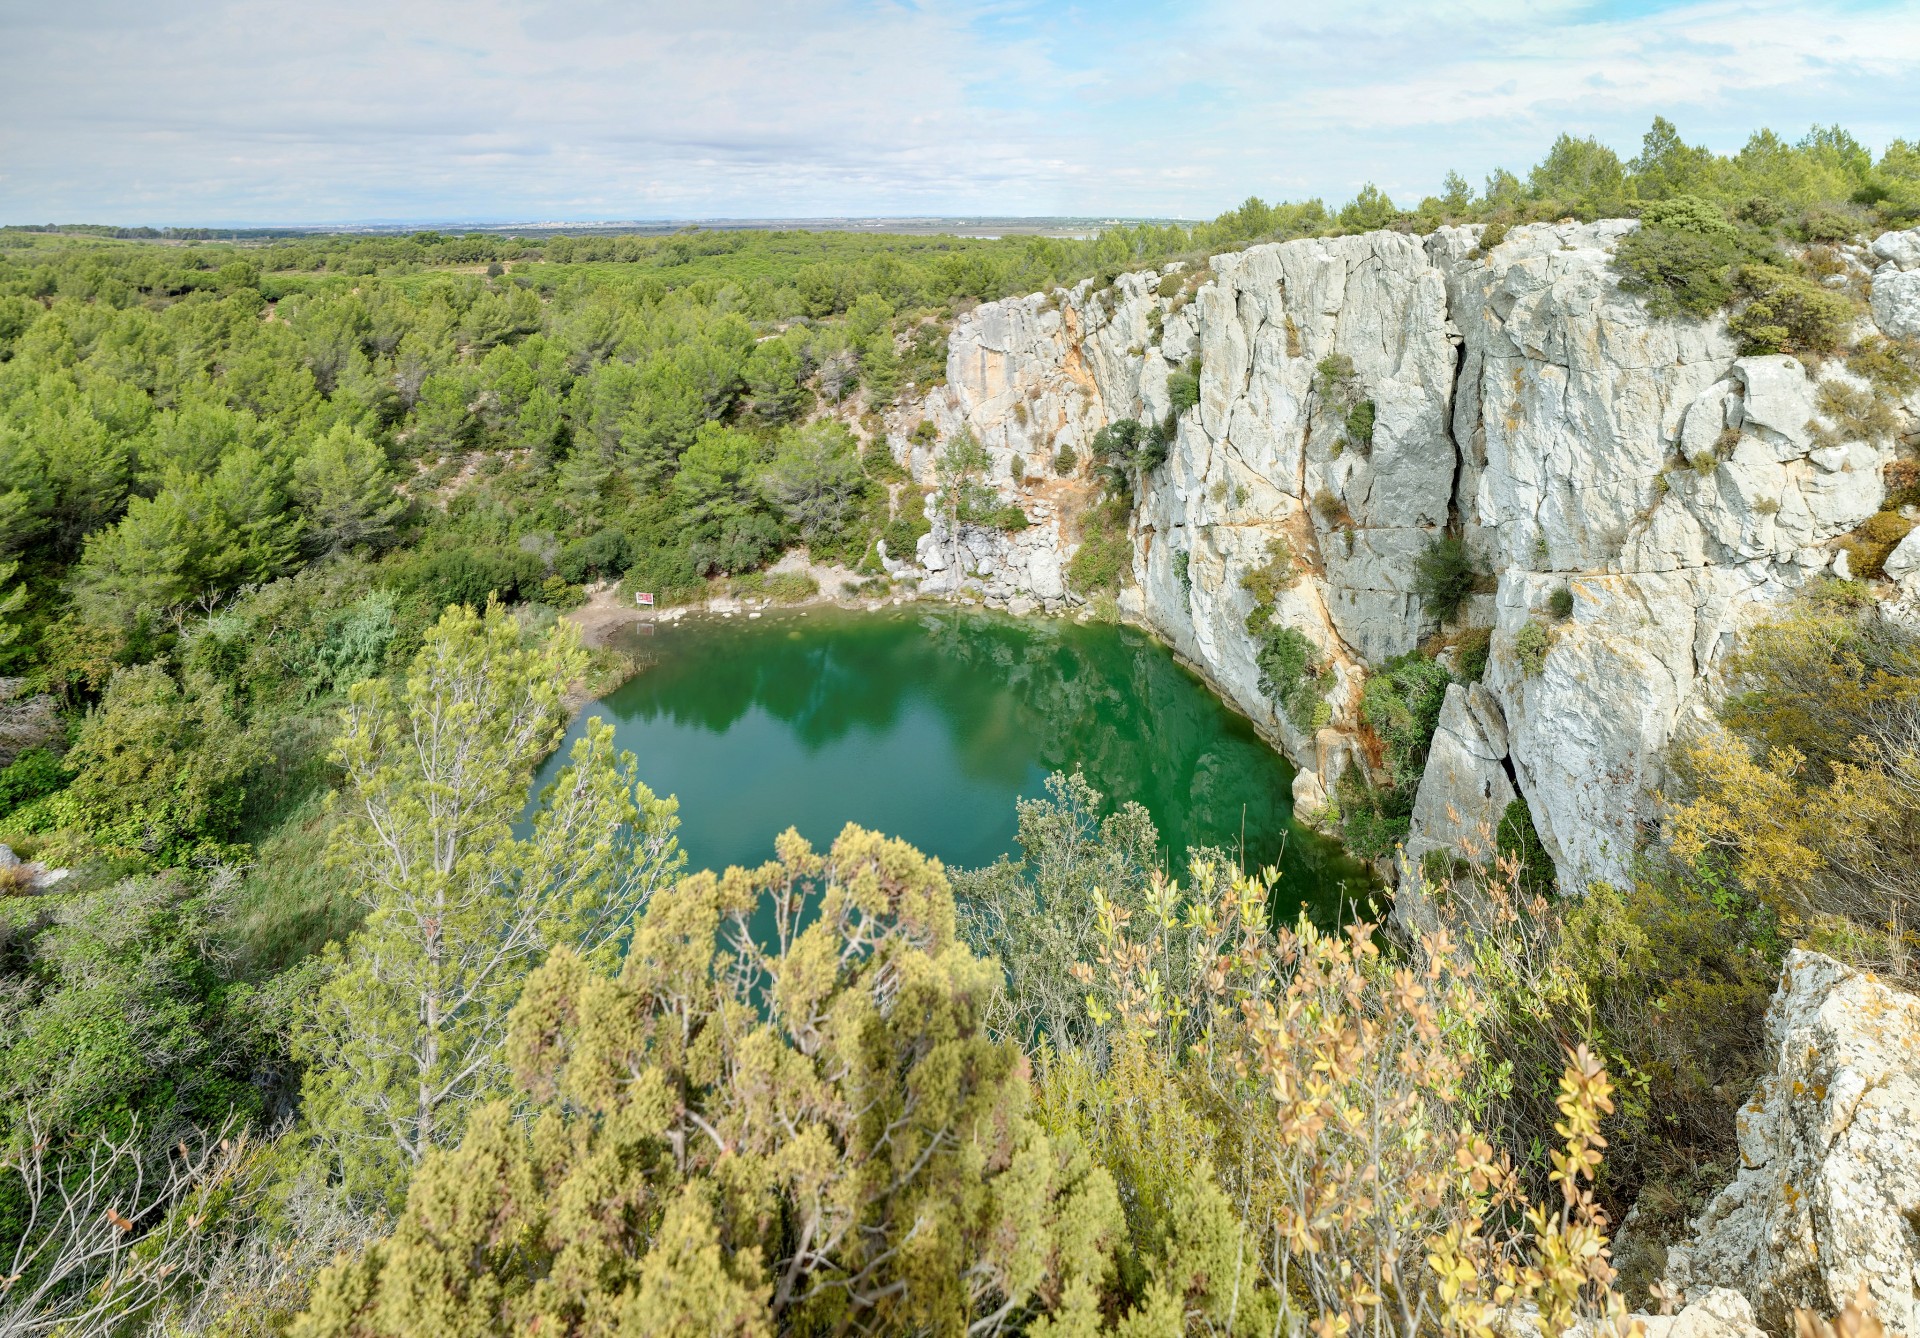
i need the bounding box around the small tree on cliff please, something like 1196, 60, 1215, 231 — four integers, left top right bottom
294, 603, 684, 1206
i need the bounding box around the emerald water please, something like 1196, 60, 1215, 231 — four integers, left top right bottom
538, 606, 1371, 921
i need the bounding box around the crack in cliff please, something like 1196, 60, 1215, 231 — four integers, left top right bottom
1444, 335, 1469, 537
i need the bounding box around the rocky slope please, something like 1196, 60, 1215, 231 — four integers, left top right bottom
887, 221, 1920, 891
1666, 950, 1920, 1336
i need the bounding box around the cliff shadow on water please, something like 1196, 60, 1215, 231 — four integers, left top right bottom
536, 606, 1375, 926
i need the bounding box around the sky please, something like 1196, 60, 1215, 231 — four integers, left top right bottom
2, 0, 1918, 226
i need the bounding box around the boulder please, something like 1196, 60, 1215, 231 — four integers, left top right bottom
1872, 228, 1920, 339
1886, 527, 1920, 592
1871, 228, 1920, 271
0, 843, 69, 893
1403, 682, 1517, 867
1492, 1288, 1766, 1338
1665, 950, 1920, 1336
1290, 767, 1328, 823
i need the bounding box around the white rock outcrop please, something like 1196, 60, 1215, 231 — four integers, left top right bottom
888, 221, 1915, 889
1871, 227, 1920, 339
1887, 527, 1920, 593
1665, 951, 1920, 1336
1403, 683, 1516, 869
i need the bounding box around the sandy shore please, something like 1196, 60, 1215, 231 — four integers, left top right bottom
560, 552, 892, 650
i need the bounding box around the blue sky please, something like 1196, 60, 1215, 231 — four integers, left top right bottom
2, 0, 1916, 225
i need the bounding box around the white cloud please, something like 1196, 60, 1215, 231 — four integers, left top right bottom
1, 0, 1915, 221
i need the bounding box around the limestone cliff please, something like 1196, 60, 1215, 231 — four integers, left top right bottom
886, 221, 1920, 890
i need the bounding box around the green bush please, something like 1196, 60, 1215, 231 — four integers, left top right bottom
1413, 535, 1480, 623
1840, 510, 1914, 578
1051, 442, 1078, 475
1514, 620, 1550, 676
1729, 263, 1854, 354
1246, 616, 1331, 731
1360, 653, 1454, 792
1614, 229, 1738, 317
1495, 798, 1556, 897
0, 748, 69, 819
1333, 766, 1412, 858
880, 506, 931, 562
731, 570, 819, 603
394, 546, 546, 609
1614, 197, 1748, 317
1345, 398, 1376, 450
1850, 335, 1920, 395
1547, 587, 1574, 620
1067, 498, 1132, 595
987, 504, 1030, 533
1239, 537, 1295, 605
1453, 626, 1493, 682
556, 527, 634, 584
1167, 359, 1202, 414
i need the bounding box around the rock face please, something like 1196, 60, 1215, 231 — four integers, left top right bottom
1665, 951, 1920, 1336
1871, 226, 1920, 338
1403, 683, 1517, 870
888, 222, 1916, 889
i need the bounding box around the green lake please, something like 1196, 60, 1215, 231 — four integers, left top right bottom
538, 606, 1371, 921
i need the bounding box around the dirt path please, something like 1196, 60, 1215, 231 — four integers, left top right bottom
564, 584, 651, 649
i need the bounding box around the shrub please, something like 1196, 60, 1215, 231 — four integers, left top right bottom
1166, 358, 1202, 414
1886, 458, 1920, 509
0, 747, 69, 819
1239, 536, 1295, 605
687, 512, 784, 577
51, 664, 260, 864
1614, 198, 1748, 317
1332, 765, 1412, 857
1055, 855, 1634, 1337
1688, 450, 1717, 476
1850, 334, 1920, 395
395, 545, 547, 608
880, 505, 931, 562
1840, 510, 1915, 578
1413, 535, 1479, 622
1314, 352, 1356, 397
1172, 549, 1191, 594
297, 827, 1125, 1337
1345, 398, 1376, 450
1812, 380, 1899, 448
986, 503, 1030, 533
1360, 651, 1453, 792
1453, 625, 1493, 681
1495, 797, 1556, 897
1548, 586, 1575, 619
1245, 615, 1331, 730
761, 570, 820, 602
1051, 442, 1078, 475
1067, 497, 1132, 595
1312, 487, 1347, 524
556, 527, 633, 584
1514, 619, 1550, 676
1729, 262, 1853, 355
1667, 597, 1920, 977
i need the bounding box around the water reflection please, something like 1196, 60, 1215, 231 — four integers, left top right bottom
535, 607, 1371, 922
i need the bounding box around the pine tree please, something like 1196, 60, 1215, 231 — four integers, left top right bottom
293, 826, 1125, 1336
291, 422, 407, 556
294, 604, 684, 1205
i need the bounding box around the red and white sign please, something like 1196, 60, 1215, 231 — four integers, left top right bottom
635, 592, 655, 606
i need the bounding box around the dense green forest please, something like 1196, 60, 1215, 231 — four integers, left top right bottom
1, 118, 1918, 1334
